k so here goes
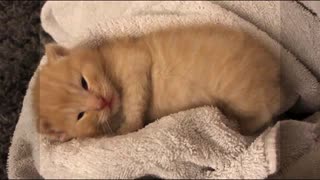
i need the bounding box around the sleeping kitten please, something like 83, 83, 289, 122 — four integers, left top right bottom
32, 24, 285, 142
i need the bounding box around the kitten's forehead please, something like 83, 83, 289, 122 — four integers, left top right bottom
38, 47, 105, 106
38, 65, 83, 107
70, 47, 102, 62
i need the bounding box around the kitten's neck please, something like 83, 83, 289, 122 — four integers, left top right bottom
97, 38, 152, 90
98, 38, 151, 73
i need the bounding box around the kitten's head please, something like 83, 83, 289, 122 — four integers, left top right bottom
33, 43, 121, 142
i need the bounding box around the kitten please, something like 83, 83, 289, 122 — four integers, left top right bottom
32, 24, 285, 142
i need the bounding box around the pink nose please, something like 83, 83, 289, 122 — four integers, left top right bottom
97, 97, 112, 110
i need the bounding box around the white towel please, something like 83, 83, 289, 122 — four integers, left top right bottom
7, 1, 320, 179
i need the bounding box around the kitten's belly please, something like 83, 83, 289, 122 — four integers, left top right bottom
145, 30, 237, 120
147, 69, 217, 120
144, 25, 280, 124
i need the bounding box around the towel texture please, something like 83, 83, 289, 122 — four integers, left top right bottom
7, 1, 320, 179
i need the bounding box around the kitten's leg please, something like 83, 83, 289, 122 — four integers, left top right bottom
47, 131, 73, 142
218, 102, 271, 135
103, 41, 152, 135
235, 94, 280, 136
116, 76, 150, 135
237, 111, 272, 136
221, 90, 281, 136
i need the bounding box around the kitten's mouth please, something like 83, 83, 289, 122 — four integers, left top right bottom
106, 96, 114, 109
99, 96, 113, 110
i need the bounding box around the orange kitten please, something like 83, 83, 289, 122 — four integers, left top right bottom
32, 24, 284, 141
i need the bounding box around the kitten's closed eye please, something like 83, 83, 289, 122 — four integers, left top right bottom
79, 76, 88, 121
81, 76, 88, 90
77, 112, 85, 120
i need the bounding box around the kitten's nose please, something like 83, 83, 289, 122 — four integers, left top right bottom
97, 97, 111, 110
87, 96, 112, 110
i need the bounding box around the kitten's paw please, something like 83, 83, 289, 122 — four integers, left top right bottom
239, 118, 270, 136
116, 121, 144, 135
47, 132, 72, 142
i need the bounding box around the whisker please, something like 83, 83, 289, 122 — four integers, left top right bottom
98, 110, 114, 134
100, 121, 108, 134
98, 112, 107, 133
104, 113, 114, 134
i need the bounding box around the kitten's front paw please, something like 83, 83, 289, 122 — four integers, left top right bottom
239, 118, 270, 136
46, 132, 73, 142
116, 121, 144, 135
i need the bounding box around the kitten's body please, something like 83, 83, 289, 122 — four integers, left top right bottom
34, 25, 283, 141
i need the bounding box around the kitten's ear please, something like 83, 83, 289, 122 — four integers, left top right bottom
45, 43, 69, 62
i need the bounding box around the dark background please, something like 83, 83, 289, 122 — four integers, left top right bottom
0, 2, 160, 179
0, 1, 52, 179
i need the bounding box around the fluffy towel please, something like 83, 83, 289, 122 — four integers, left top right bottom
7, 1, 320, 179
273, 112, 320, 179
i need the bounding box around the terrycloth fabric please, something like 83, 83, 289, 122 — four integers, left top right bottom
7, 93, 320, 179
270, 112, 320, 179
10, 103, 280, 179
7, 1, 320, 179
301, 1, 320, 16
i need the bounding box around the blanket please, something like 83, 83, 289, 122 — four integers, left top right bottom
7, 1, 320, 179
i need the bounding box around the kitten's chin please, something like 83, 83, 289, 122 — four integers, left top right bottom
97, 108, 122, 135
108, 110, 124, 134
110, 92, 121, 115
